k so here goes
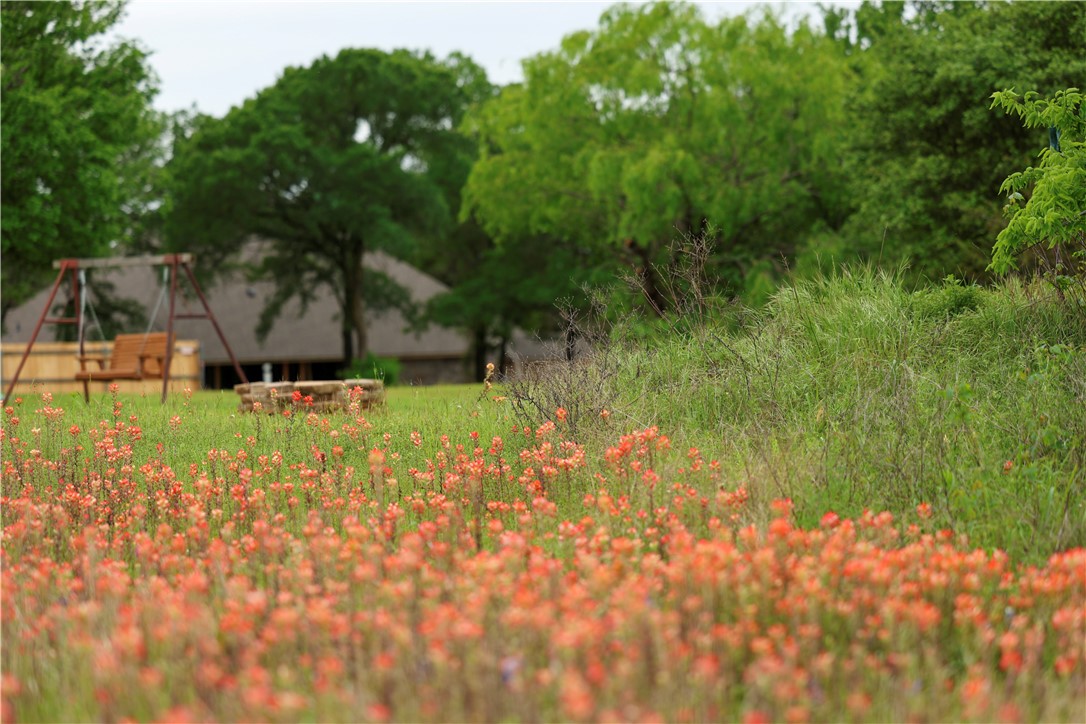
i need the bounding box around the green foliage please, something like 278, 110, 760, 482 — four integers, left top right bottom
989, 88, 1086, 275
834, 0, 1086, 281
0, 0, 162, 324
422, 232, 606, 380
413, 100, 603, 382
165, 49, 490, 364
338, 352, 402, 387
908, 274, 983, 321
464, 1, 852, 311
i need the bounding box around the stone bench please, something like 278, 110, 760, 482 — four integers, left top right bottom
234, 379, 385, 414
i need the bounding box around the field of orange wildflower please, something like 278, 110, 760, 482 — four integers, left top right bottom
2, 386, 1084, 722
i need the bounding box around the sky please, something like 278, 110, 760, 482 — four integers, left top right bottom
110, 1, 850, 118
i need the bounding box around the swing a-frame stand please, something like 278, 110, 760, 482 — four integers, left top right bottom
4, 253, 248, 403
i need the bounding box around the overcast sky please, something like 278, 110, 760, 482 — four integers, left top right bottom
111, 1, 852, 118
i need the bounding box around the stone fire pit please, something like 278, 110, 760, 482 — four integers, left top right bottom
234, 379, 385, 414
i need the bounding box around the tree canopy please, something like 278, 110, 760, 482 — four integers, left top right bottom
463, 1, 853, 311
165, 48, 491, 364
1, 0, 161, 324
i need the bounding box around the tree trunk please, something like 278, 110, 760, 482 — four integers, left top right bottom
472, 326, 488, 382
351, 271, 367, 364
343, 247, 367, 368
635, 244, 668, 317
498, 335, 509, 376
341, 327, 354, 368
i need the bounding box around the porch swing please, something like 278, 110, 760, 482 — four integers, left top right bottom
73, 266, 172, 401
3, 254, 248, 403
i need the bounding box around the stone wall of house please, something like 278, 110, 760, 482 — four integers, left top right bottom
399, 357, 470, 385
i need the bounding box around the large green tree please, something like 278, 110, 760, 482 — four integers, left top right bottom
834, 0, 1086, 280
1, 0, 161, 324
463, 2, 852, 311
165, 49, 489, 364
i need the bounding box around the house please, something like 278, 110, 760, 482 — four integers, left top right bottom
2, 245, 546, 388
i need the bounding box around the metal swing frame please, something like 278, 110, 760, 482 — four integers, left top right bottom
4, 253, 248, 403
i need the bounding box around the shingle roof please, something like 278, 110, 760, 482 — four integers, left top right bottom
2, 247, 471, 364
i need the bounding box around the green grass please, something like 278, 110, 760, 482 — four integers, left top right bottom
40, 383, 518, 499
512, 268, 1086, 562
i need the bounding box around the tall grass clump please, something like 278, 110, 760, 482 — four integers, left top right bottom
511, 262, 1086, 563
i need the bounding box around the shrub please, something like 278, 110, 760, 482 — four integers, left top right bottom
338, 352, 402, 386
989, 87, 1086, 284
909, 275, 985, 321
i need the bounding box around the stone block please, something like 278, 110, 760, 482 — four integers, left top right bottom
294, 381, 344, 395
235, 379, 385, 414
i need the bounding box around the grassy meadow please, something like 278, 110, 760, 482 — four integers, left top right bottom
2, 271, 1085, 722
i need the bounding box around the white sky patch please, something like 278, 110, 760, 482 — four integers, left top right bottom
354, 118, 372, 144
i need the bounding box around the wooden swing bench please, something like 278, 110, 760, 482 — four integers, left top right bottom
75, 332, 171, 401
5, 253, 248, 404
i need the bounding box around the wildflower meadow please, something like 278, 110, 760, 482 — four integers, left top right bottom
4, 0, 1085, 720
1, 377, 1084, 723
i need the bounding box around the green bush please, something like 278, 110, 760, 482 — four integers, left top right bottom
338, 353, 402, 386
909, 275, 985, 321
990, 87, 1086, 276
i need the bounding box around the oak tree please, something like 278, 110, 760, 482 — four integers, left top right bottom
166, 49, 487, 364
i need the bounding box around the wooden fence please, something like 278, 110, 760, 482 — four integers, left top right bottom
1, 340, 201, 399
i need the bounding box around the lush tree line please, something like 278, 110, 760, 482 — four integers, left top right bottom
2, 0, 1084, 375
